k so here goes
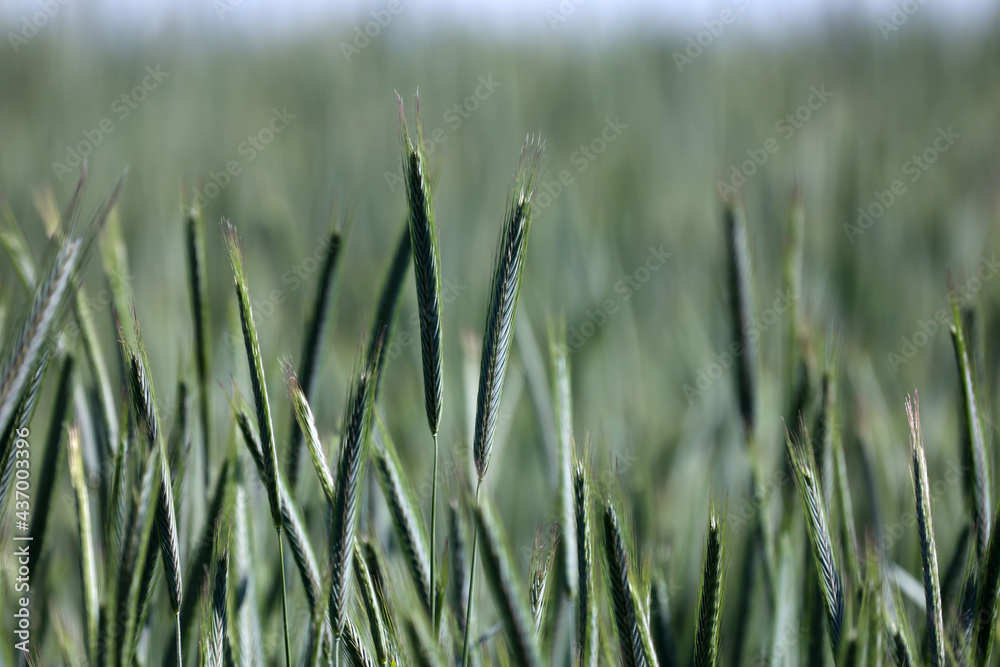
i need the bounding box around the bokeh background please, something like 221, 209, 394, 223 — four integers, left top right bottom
2, 0, 1000, 662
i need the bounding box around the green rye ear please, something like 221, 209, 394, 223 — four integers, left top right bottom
785, 417, 845, 658
906, 393, 945, 667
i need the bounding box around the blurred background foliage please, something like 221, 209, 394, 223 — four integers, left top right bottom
1, 5, 1000, 661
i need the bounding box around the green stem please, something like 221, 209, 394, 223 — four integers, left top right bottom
335, 636, 341, 667
175, 612, 183, 667
567, 600, 576, 667
278, 529, 292, 666
746, 428, 777, 604
461, 481, 483, 667
430, 431, 439, 625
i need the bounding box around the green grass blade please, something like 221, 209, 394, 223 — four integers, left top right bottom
183, 204, 212, 489
120, 437, 163, 666
972, 472, 1000, 662
650, 572, 678, 667
948, 278, 990, 558
355, 540, 390, 664
722, 199, 757, 436
67, 425, 99, 665
233, 463, 265, 666
549, 319, 578, 601
0, 343, 51, 515
368, 219, 412, 397
27, 354, 74, 574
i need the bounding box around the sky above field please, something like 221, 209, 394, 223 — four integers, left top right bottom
0, 0, 996, 40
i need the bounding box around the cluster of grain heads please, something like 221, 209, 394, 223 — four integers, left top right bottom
16, 107, 1000, 667
462, 135, 544, 667
222, 219, 292, 665
0, 168, 122, 442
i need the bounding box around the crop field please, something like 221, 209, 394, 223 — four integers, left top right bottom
1, 4, 1000, 665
